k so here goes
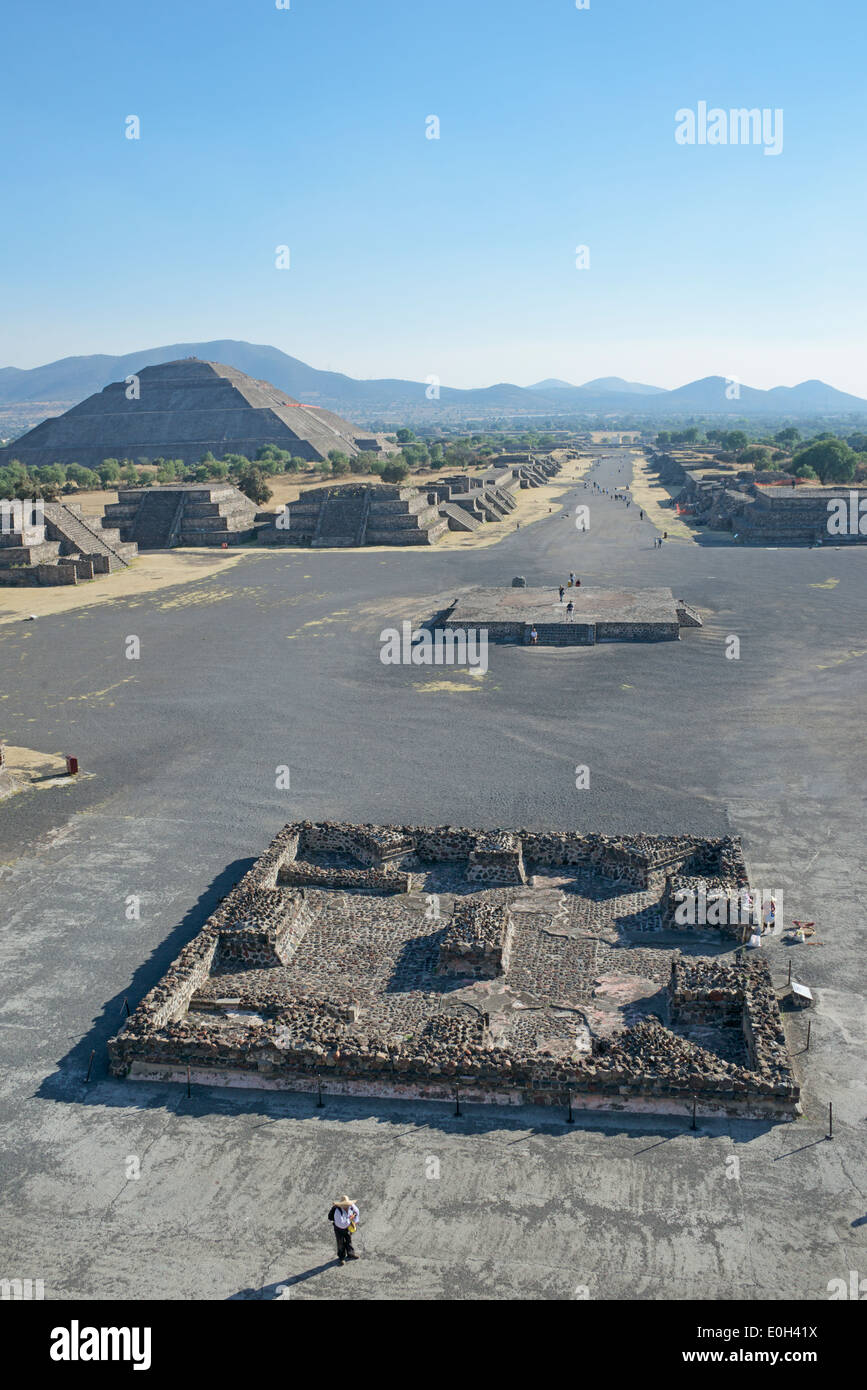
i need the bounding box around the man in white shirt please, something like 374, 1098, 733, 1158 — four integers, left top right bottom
762, 898, 777, 935
328, 1195, 360, 1264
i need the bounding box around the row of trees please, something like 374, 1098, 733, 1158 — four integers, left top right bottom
655, 426, 867, 484
0, 425, 536, 505
0, 447, 414, 505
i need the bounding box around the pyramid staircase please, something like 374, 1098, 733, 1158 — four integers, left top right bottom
42, 502, 137, 570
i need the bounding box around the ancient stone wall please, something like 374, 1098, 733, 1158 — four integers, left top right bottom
437, 901, 514, 977
108, 822, 796, 1117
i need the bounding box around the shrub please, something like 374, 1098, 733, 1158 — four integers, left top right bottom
236, 464, 272, 505
381, 460, 409, 483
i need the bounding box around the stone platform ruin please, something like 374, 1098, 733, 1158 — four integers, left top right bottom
103, 483, 258, 548
257, 483, 448, 547
109, 821, 799, 1120
666, 457, 867, 545
434, 586, 703, 644
0, 500, 137, 586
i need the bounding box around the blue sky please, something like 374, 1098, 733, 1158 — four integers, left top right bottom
2, 0, 865, 391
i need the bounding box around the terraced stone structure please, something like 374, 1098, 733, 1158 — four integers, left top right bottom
675, 463, 867, 545
109, 821, 798, 1120
434, 586, 703, 645
428, 459, 561, 533
0, 499, 137, 586
0, 358, 392, 469
257, 482, 448, 547
103, 483, 258, 548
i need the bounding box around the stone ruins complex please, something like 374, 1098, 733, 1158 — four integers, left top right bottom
0, 500, 137, 586
109, 821, 799, 1120
435, 586, 703, 644
658, 454, 867, 544
103, 483, 258, 548
0, 358, 392, 470
257, 456, 563, 547
258, 482, 448, 547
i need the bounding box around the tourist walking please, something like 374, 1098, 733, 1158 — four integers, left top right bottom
566, 601, 574, 622
558, 585, 565, 602
530, 626, 539, 645
569, 572, 575, 587
762, 898, 777, 935
328, 1195, 360, 1264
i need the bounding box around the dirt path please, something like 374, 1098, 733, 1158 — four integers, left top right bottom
0, 550, 247, 625
627, 453, 695, 542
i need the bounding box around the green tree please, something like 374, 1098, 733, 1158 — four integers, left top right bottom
738, 446, 771, 467
381, 460, 409, 483
791, 438, 856, 484
328, 450, 352, 475
236, 464, 272, 505
723, 430, 749, 452
395, 428, 415, 444
775, 427, 800, 446
98, 459, 121, 485
64, 464, 89, 488
402, 443, 430, 469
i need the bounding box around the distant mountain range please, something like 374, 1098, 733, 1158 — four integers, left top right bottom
528, 376, 664, 395
2, 339, 866, 426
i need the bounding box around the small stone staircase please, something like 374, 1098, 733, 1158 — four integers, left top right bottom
42, 502, 136, 570
675, 601, 703, 628
128, 491, 186, 549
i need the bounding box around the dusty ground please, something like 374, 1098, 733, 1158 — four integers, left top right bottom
628, 453, 706, 543
0, 549, 248, 625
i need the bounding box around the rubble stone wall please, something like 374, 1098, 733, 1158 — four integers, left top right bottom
108, 822, 796, 1117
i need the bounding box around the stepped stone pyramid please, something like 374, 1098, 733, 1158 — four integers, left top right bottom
258, 482, 448, 547
0, 358, 391, 470
103, 484, 258, 548
0, 500, 137, 586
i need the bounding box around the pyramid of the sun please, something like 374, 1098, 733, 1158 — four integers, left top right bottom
0, 358, 389, 469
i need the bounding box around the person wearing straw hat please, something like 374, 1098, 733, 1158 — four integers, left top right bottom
328, 1195, 360, 1264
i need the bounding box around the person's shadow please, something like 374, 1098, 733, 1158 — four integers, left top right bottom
228, 1261, 338, 1300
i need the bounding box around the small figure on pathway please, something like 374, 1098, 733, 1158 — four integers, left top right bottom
530, 626, 539, 645
328, 1195, 360, 1265
640, 510, 644, 521
558, 586, 565, 602
569, 572, 575, 587
761, 898, 777, 935
566, 601, 574, 622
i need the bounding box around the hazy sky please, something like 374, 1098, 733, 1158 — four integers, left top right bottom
2, 0, 865, 392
